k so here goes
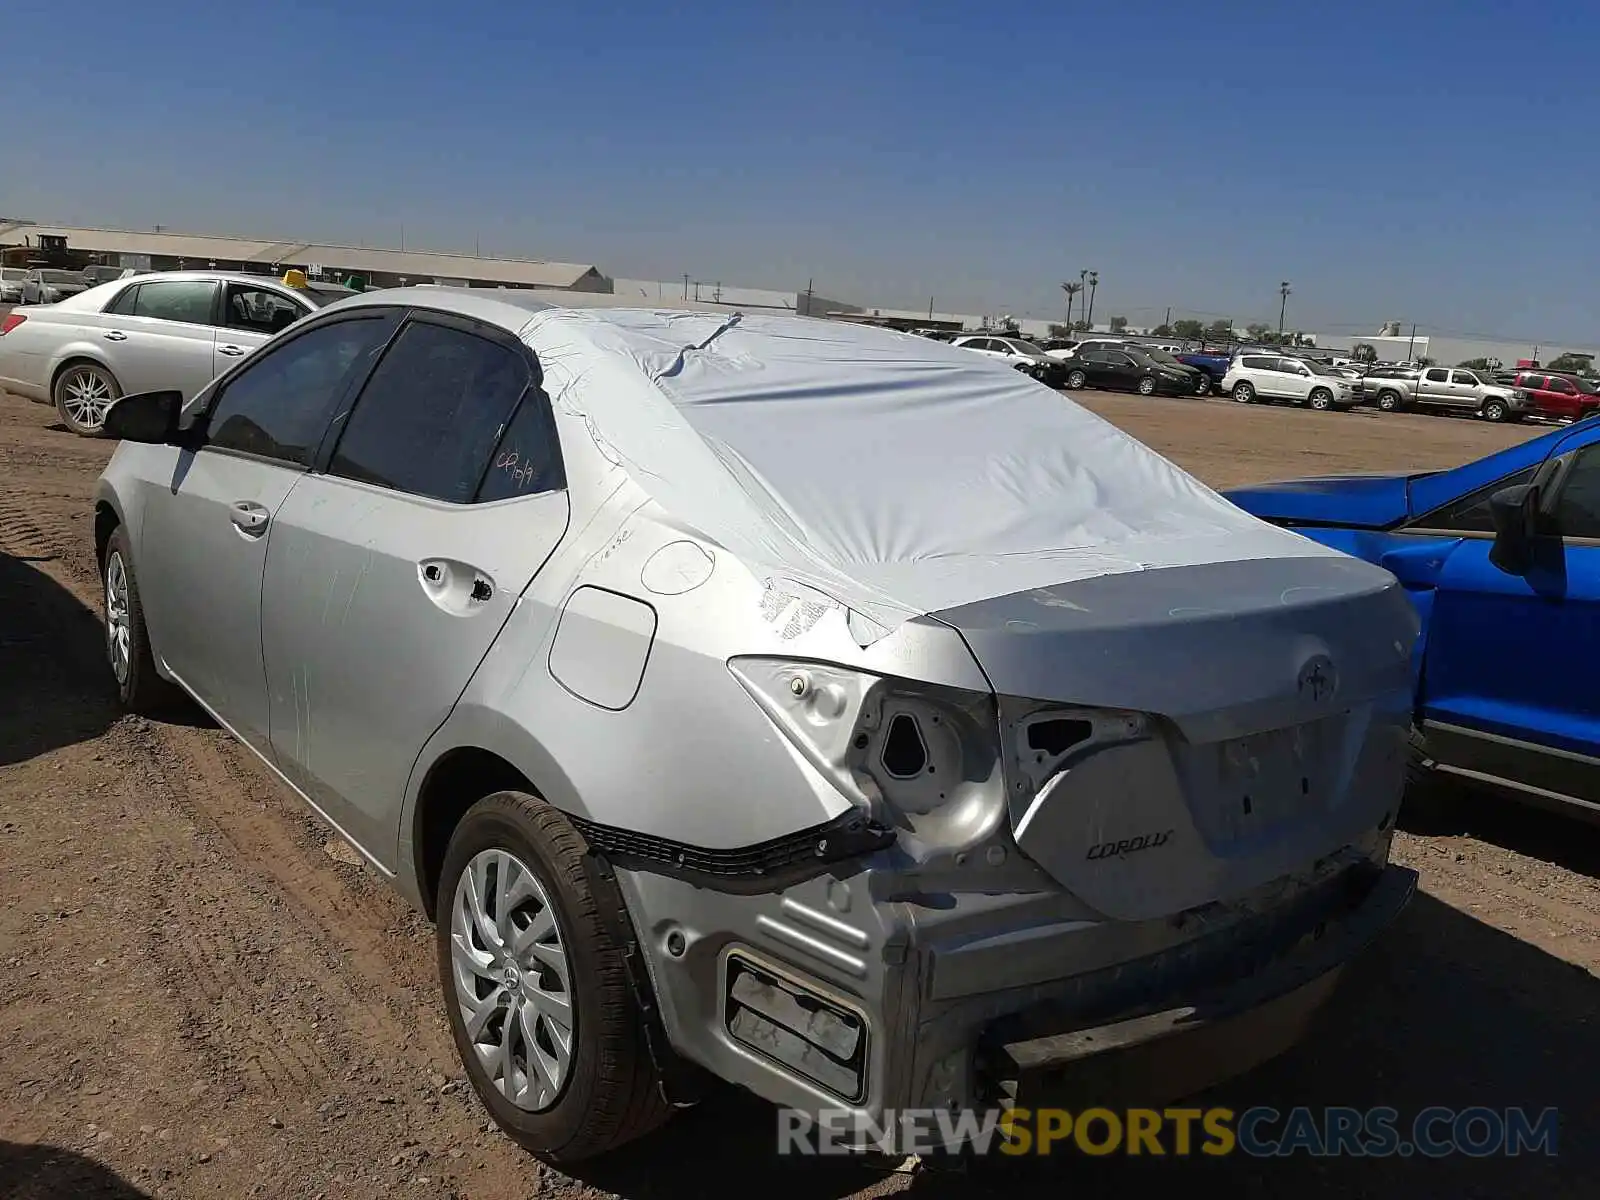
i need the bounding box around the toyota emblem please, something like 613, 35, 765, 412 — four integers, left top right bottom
1297, 654, 1338, 703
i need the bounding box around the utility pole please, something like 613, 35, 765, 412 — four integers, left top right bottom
1085, 271, 1099, 331
1407, 323, 1417, 362
1278, 281, 1291, 339
1163, 306, 1171, 331
928, 296, 934, 319
683, 273, 690, 299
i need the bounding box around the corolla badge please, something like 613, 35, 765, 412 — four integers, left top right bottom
1297, 653, 1338, 703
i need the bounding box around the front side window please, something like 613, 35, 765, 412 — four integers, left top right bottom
130, 280, 218, 325
223, 284, 307, 336
1552, 445, 1600, 539
328, 320, 530, 504
1408, 465, 1540, 533
205, 316, 395, 467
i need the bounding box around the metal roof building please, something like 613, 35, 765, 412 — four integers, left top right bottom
0, 222, 612, 292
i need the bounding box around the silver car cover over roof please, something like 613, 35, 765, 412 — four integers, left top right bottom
522, 308, 1345, 639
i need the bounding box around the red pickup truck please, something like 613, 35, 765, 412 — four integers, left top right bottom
1509, 371, 1600, 421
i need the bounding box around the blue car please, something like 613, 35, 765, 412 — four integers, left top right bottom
1226, 417, 1600, 821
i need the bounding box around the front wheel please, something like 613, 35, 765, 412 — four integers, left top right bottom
1137, 376, 1157, 396
1308, 388, 1333, 411
437, 792, 671, 1163
53, 362, 122, 436
1231, 382, 1255, 403
1065, 369, 1087, 390
102, 528, 179, 714
1480, 398, 1508, 423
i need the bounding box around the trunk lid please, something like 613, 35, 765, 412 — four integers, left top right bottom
931, 555, 1417, 921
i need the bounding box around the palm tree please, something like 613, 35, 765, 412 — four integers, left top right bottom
1086, 271, 1100, 330
1060, 281, 1083, 330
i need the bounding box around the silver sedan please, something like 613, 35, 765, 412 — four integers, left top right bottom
93, 288, 1417, 1161
0, 269, 353, 435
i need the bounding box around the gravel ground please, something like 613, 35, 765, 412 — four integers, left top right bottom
1, 386, 1596, 1199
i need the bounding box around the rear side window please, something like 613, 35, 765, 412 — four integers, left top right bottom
206, 316, 395, 467
1425, 368, 1449, 383
1242, 356, 1275, 370
104, 284, 141, 316
1522, 374, 1546, 390
1549, 378, 1578, 395
129, 280, 217, 324
328, 320, 530, 504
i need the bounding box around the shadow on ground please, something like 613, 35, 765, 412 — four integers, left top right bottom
0, 550, 120, 766
0, 550, 210, 767
569, 891, 1596, 1200
0, 1141, 154, 1199
1402, 778, 1600, 881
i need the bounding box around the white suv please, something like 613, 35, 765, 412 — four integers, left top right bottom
1222, 353, 1358, 411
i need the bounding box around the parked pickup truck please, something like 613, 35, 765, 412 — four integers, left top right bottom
1360, 366, 1533, 423
1175, 350, 1233, 394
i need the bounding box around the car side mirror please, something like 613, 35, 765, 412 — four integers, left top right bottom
102, 390, 185, 445
1487, 483, 1540, 575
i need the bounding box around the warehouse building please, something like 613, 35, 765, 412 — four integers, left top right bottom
0, 222, 612, 293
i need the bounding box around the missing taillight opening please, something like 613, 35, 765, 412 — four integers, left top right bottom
1026, 718, 1093, 757
880, 713, 928, 779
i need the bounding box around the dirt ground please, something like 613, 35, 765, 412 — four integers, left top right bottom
2, 387, 1597, 1200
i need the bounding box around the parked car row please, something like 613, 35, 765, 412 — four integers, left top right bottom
0, 268, 356, 434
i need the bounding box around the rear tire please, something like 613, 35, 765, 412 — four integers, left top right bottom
1231, 382, 1255, 403
1376, 390, 1402, 412
436, 791, 672, 1163
1065, 369, 1087, 390
53, 361, 121, 437
1193, 373, 1212, 396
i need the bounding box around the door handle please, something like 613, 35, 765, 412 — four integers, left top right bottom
217, 344, 246, 357
229, 501, 270, 537
103, 330, 127, 341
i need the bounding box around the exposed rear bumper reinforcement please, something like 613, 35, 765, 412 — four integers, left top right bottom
981, 863, 1416, 1108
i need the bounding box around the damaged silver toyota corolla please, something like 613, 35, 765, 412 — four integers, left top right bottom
92, 291, 1419, 1162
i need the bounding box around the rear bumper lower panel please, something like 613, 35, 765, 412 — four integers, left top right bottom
980, 862, 1416, 1107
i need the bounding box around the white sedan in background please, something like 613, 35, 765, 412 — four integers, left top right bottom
0, 269, 354, 435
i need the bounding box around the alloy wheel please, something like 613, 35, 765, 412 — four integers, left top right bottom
449, 849, 574, 1113
104, 552, 131, 685
60, 368, 115, 431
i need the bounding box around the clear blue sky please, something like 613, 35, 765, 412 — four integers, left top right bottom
6, 1, 1596, 340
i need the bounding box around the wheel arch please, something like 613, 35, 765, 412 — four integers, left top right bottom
49, 350, 119, 395
93, 499, 122, 570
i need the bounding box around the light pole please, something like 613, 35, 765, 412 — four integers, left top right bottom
1278, 281, 1291, 341
1078, 269, 1089, 328
1085, 271, 1099, 331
